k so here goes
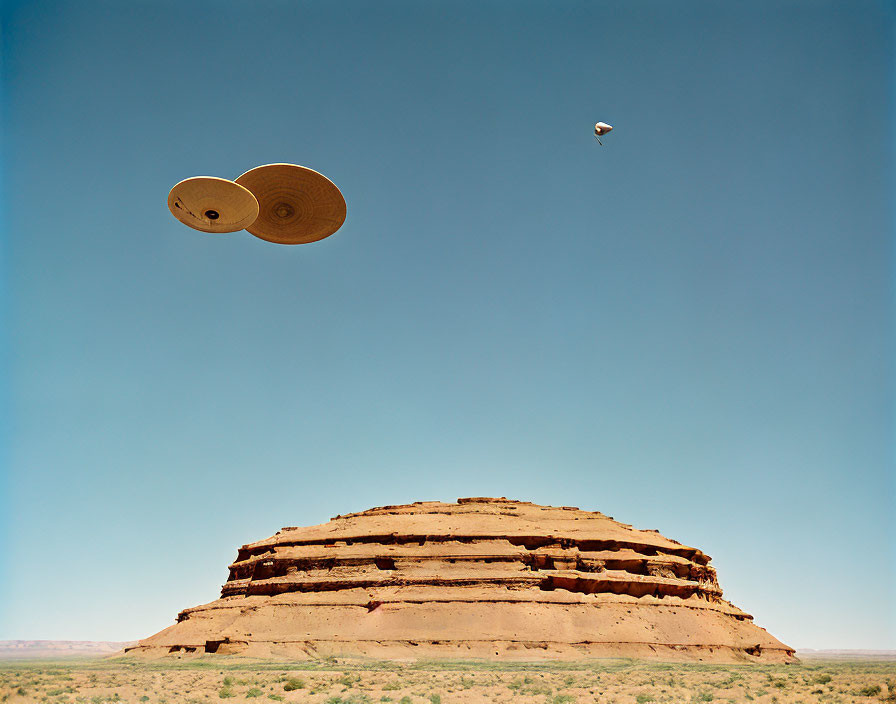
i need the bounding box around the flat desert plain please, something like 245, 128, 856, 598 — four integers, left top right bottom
0, 658, 894, 704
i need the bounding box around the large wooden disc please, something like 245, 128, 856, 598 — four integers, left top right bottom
168, 177, 259, 233
235, 164, 346, 245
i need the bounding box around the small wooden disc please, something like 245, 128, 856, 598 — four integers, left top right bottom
167, 177, 260, 233
235, 164, 346, 245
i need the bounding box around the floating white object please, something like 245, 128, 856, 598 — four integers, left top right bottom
594, 121, 613, 145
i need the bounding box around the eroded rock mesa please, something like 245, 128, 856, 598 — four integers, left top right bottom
130, 498, 795, 662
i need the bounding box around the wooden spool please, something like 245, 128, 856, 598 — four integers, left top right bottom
167, 177, 259, 233
235, 163, 346, 245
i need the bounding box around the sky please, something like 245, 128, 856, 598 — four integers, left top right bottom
1, 0, 893, 650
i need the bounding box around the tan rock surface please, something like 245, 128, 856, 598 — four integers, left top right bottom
130, 498, 795, 663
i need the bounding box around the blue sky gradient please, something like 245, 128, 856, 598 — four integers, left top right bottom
1, 0, 893, 648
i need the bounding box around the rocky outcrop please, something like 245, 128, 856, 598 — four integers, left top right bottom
129, 498, 795, 662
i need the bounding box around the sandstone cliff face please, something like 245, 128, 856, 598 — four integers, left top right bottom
129, 498, 795, 662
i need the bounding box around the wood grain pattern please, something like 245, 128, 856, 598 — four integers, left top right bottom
167, 177, 259, 233
235, 163, 346, 245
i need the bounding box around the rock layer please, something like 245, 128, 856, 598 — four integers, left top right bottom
130, 498, 795, 662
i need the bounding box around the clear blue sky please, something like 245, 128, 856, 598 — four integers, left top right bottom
1, 0, 893, 649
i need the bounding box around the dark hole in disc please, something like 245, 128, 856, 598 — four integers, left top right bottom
205, 210, 220, 220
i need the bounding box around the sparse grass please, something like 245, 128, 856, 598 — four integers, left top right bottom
0, 657, 892, 704
283, 676, 306, 690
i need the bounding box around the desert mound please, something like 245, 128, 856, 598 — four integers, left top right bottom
129, 498, 794, 662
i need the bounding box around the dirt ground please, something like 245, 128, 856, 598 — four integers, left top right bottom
0, 658, 893, 704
